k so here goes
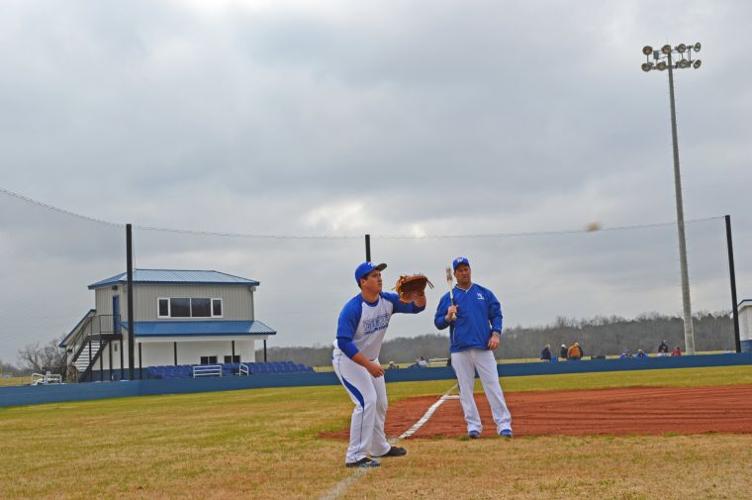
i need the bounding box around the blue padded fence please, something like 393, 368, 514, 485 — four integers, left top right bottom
1, 353, 750, 408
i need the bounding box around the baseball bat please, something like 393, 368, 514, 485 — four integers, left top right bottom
445, 266, 456, 321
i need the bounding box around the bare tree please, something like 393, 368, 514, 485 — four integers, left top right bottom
18, 337, 67, 375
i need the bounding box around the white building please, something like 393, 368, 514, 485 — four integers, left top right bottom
59, 269, 276, 381
740, 299, 752, 353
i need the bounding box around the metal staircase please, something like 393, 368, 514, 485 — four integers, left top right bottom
67, 313, 122, 382
73, 339, 102, 372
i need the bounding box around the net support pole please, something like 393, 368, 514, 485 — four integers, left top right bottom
365, 234, 371, 261
126, 223, 135, 380
725, 215, 741, 352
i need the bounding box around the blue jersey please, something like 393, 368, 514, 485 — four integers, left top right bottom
434, 283, 503, 353
335, 292, 424, 360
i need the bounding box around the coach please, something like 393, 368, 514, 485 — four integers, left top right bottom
434, 257, 513, 438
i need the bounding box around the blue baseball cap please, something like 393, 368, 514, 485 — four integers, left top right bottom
354, 261, 387, 284
452, 256, 470, 270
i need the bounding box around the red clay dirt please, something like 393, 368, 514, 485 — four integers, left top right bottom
320, 385, 752, 440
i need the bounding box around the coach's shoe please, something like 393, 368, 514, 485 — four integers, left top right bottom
345, 457, 381, 468
499, 429, 513, 439
468, 430, 481, 439
377, 446, 407, 457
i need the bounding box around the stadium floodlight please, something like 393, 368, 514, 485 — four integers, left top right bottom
640, 41, 704, 355
643, 45, 654, 56
641, 62, 653, 72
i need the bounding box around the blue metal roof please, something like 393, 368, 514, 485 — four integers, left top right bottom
121, 320, 276, 337
89, 269, 260, 289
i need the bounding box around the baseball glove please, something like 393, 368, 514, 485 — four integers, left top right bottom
394, 274, 434, 303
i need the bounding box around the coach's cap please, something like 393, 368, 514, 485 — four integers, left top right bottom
452, 256, 470, 270
355, 261, 387, 284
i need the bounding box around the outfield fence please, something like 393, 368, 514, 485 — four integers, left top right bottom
1, 352, 750, 408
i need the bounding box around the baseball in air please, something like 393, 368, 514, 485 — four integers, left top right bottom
585, 222, 602, 232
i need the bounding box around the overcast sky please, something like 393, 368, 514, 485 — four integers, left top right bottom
1, 0, 750, 363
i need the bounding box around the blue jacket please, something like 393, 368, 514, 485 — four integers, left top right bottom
434, 283, 503, 353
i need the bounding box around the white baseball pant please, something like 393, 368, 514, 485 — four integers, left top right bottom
451, 348, 512, 434
332, 350, 391, 463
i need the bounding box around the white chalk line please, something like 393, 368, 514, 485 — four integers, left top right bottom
398, 388, 458, 439
319, 383, 458, 500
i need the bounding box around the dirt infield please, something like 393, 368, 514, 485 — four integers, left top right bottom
321, 385, 752, 439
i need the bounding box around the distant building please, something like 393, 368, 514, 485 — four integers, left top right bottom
740, 299, 752, 353
59, 269, 276, 381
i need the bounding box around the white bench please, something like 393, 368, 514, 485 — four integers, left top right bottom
31, 372, 63, 385
192, 365, 222, 378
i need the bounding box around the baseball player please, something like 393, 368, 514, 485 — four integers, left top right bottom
333, 261, 426, 468
434, 257, 512, 438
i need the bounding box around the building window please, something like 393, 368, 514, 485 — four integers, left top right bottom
200, 356, 218, 365
158, 298, 224, 318
191, 298, 211, 317
170, 298, 191, 317
158, 298, 170, 318
211, 298, 223, 318
224, 355, 240, 363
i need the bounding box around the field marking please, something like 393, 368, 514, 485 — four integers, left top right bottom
320, 383, 458, 500
319, 468, 369, 500
398, 386, 458, 439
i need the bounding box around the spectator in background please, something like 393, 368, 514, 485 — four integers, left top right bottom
560, 344, 568, 360
658, 340, 669, 357
567, 342, 583, 360
671, 346, 682, 357
619, 351, 631, 359
417, 356, 428, 368
388, 361, 398, 370
540, 344, 552, 361
636, 349, 648, 359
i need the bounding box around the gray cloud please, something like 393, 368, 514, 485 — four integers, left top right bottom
1, 0, 750, 361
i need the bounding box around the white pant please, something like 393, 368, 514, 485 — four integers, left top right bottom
332, 350, 391, 463
451, 349, 512, 434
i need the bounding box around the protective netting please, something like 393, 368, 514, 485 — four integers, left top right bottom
132, 216, 735, 357
1, 186, 738, 371
0, 190, 124, 374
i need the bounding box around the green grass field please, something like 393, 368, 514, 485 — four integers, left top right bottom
1, 365, 751, 498
0, 376, 31, 387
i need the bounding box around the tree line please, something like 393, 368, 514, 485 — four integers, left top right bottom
6, 311, 734, 373
256, 311, 735, 366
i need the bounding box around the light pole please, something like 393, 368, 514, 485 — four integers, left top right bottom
641, 42, 702, 354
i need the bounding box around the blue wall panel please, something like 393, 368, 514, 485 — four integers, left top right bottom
2, 353, 750, 408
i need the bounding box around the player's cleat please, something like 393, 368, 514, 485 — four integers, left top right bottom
377, 446, 407, 457
468, 430, 481, 439
345, 457, 381, 468
499, 429, 513, 438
